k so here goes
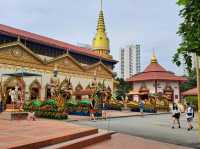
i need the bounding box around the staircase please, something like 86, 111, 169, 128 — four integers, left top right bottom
5, 104, 19, 112
41, 130, 113, 149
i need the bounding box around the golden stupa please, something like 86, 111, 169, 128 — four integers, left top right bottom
92, 0, 112, 59
151, 51, 157, 63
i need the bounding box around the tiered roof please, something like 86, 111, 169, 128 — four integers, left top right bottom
127, 55, 187, 82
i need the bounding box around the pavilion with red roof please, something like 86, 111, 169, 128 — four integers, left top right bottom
127, 54, 187, 102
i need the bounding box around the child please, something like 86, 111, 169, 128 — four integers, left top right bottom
186, 103, 194, 131
171, 103, 181, 129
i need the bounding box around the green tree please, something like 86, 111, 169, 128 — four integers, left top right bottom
173, 0, 200, 132
180, 68, 197, 91
173, 0, 200, 70
115, 78, 132, 100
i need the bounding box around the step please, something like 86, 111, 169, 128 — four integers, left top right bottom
9, 128, 98, 149
6, 104, 17, 109
0, 111, 28, 120
41, 130, 113, 149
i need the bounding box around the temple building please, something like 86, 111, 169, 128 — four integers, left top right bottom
0, 2, 117, 105
127, 54, 187, 103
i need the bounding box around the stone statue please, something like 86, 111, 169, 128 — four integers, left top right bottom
9, 86, 19, 102
8, 86, 19, 111
60, 78, 73, 100
49, 65, 60, 98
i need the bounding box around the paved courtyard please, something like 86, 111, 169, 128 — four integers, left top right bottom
67, 110, 168, 121
84, 133, 193, 149
72, 114, 199, 148
0, 119, 97, 149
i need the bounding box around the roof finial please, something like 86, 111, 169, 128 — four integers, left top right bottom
153, 49, 155, 56
100, 0, 103, 11
151, 49, 157, 63
17, 35, 20, 42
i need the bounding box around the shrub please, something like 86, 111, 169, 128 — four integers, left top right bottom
42, 99, 57, 109
31, 100, 42, 108
35, 111, 68, 120
23, 99, 68, 120
23, 101, 31, 111
65, 99, 79, 113
110, 103, 123, 111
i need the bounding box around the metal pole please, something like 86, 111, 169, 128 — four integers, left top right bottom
40, 75, 42, 101
194, 53, 200, 136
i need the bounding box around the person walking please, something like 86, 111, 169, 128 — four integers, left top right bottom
0, 98, 2, 113
102, 99, 107, 120
139, 100, 145, 116
186, 103, 194, 131
171, 103, 181, 129
89, 99, 96, 121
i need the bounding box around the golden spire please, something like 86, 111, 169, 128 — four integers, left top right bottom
92, 0, 112, 59
151, 50, 157, 63
100, 0, 103, 11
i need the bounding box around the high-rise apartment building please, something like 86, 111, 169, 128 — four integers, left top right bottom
120, 44, 141, 79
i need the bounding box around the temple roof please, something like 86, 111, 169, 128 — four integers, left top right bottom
127, 55, 187, 82
182, 87, 197, 96
0, 24, 117, 63
144, 62, 166, 72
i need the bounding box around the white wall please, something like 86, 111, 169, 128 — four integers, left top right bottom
132, 80, 180, 102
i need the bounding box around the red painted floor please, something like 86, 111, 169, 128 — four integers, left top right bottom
0, 119, 96, 149
85, 133, 193, 149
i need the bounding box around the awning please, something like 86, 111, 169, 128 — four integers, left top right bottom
182, 87, 197, 96
1, 72, 42, 77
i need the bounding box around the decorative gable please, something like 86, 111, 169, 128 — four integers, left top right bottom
0, 42, 44, 66
47, 54, 84, 73
86, 62, 113, 78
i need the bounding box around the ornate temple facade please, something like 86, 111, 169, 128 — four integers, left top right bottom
0, 4, 117, 104
127, 54, 187, 103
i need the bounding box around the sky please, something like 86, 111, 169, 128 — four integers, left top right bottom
0, 0, 185, 75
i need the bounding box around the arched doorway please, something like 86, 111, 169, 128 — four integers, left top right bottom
3, 77, 25, 104
75, 83, 83, 100
139, 84, 149, 100
163, 85, 174, 102
29, 79, 41, 100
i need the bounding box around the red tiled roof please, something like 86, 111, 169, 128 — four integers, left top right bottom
127, 62, 187, 82
0, 24, 116, 62
144, 63, 166, 72
182, 87, 197, 96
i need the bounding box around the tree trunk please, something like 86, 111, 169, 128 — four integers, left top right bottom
194, 53, 200, 135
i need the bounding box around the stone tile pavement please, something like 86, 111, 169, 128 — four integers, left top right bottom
67, 110, 169, 121
84, 133, 193, 149
0, 119, 97, 149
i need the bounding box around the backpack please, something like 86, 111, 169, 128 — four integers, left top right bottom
187, 107, 194, 117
